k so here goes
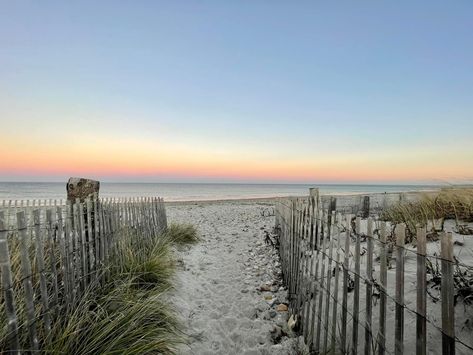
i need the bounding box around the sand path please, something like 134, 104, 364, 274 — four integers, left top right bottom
167, 201, 301, 355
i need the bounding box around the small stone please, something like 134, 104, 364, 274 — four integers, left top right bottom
260, 284, 271, 292
276, 304, 288, 312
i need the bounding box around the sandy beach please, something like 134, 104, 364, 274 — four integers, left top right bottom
166, 199, 304, 355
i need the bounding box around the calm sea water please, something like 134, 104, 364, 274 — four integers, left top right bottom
0, 182, 441, 202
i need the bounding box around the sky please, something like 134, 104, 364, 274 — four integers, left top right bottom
1, 1, 472, 184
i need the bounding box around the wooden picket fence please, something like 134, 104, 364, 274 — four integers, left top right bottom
0, 196, 167, 353
275, 188, 473, 355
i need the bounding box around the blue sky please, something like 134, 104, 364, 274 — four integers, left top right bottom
1, 1, 472, 183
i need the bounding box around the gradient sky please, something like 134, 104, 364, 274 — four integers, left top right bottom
1, 1, 472, 184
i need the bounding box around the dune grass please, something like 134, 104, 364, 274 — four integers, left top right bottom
43, 280, 181, 354
381, 188, 473, 242
111, 229, 176, 291
164, 223, 199, 245
0, 222, 199, 354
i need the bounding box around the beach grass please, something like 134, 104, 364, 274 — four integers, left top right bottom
0, 222, 198, 353
164, 223, 199, 245
381, 187, 473, 241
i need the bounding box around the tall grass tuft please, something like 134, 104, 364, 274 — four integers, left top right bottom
381, 188, 473, 242
43, 281, 182, 354
111, 229, 176, 291
164, 223, 199, 245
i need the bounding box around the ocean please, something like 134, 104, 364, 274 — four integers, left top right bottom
0, 182, 441, 202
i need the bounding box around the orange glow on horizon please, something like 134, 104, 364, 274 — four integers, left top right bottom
1, 135, 472, 183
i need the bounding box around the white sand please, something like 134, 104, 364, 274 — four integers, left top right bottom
166, 200, 305, 355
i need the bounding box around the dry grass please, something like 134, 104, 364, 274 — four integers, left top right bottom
381, 188, 473, 242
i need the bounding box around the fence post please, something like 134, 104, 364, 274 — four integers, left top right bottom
441, 232, 455, 355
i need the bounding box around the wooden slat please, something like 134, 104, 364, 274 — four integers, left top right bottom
330, 212, 342, 353
315, 210, 328, 352
362, 196, 370, 218
378, 222, 387, 355
46, 209, 59, 310
323, 211, 336, 352
416, 226, 427, 355
73, 202, 84, 293
395, 224, 406, 355
33, 209, 51, 333
17, 211, 39, 351
56, 205, 69, 310
0, 211, 20, 353
352, 216, 362, 354
365, 217, 374, 355
78, 200, 89, 290
309, 188, 318, 250
341, 214, 352, 354
98, 199, 105, 281
66, 201, 77, 305
86, 198, 95, 282
309, 206, 323, 351
441, 232, 455, 355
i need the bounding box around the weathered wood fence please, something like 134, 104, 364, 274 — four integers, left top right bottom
0, 196, 167, 353
275, 188, 473, 355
